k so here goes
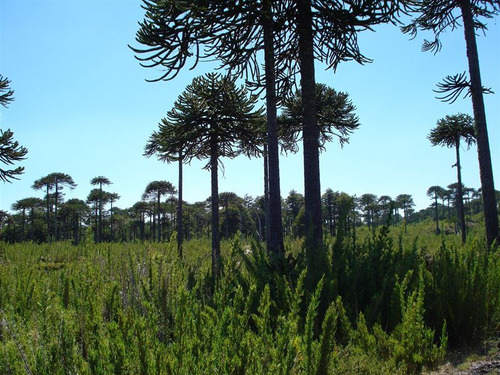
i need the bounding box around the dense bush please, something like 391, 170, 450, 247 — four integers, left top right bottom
0, 225, 498, 374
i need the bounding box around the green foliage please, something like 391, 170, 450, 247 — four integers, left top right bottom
0, 229, 498, 373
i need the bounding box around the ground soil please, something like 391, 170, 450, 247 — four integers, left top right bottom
425, 339, 500, 375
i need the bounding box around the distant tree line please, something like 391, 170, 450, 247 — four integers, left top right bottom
1, 172, 494, 246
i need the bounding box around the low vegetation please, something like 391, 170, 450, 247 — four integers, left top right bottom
1, 222, 498, 374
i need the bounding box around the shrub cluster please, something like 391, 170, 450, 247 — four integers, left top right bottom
0, 226, 498, 374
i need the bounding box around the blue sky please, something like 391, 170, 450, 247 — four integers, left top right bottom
1, 0, 499, 213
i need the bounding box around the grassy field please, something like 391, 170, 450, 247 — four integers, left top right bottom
1, 222, 498, 374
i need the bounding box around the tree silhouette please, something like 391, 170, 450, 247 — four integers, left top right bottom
32, 175, 54, 239
279, 83, 360, 151
90, 176, 111, 242
0, 129, 28, 183
282, 0, 406, 278
1, 77, 27, 183
106, 192, 120, 242
60, 198, 88, 244
145, 119, 186, 255
11, 199, 29, 241
131, 0, 288, 259
429, 113, 475, 243
359, 193, 378, 231
143, 181, 176, 243
152, 73, 263, 277
403, 0, 499, 248
0, 75, 14, 108
427, 185, 445, 234
396, 194, 415, 233
49, 173, 77, 241
322, 189, 338, 236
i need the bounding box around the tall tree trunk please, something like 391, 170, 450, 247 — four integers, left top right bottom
263, 144, 270, 243
30, 208, 34, 241
210, 135, 221, 277
46, 185, 50, 240
262, 0, 285, 260
455, 141, 467, 244
177, 153, 183, 258
297, 0, 325, 276
98, 186, 102, 243
460, 0, 499, 248
110, 201, 114, 242
21, 209, 25, 241
157, 192, 161, 243
54, 183, 59, 241
434, 194, 440, 234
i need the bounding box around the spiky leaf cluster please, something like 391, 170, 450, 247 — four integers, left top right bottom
132, 0, 408, 98
278, 83, 360, 152
0, 75, 14, 108
0, 129, 28, 183
147, 73, 265, 170
428, 113, 476, 149
434, 71, 494, 103
143, 180, 177, 201
402, 0, 500, 53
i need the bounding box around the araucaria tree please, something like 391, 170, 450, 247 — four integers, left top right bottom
428, 113, 476, 244
90, 176, 111, 242
151, 73, 263, 277
143, 180, 176, 243
145, 119, 186, 256
404, 0, 499, 248
131, 0, 288, 260
1, 75, 28, 183
427, 185, 445, 234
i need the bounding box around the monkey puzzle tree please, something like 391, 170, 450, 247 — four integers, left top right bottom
11, 199, 30, 241
106, 192, 120, 241
396, 194, 415, 233
359, 193, 378, 230
131, 0, 289, 259
90, 176, 111, 242
283, 0, 406, 274
153, 73, 263, 277
143, 180, 176, 243
1, 76, 27, 183
32, 175, 54, 238
48, 173, 76, 241
279, 83, 360, 151
403, 0, 499, 248
0, 129, 28, 183
60, 198, 88, 244
145, 119, 186, 256
0, 75, 14, 108
322, 189, 338, 237
427, 185, 445, 234
429, 113, 476, 243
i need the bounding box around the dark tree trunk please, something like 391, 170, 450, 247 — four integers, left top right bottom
177, 153, 183, 258
263, 144, 270, 243
460, 0, 499, 248
434, 194, 440, 234
54, 183, 59, 241
262, 0, 285, 260
210, 135, 221, 277
45, 185, 50, 240
30, 209, 34, 241
21, 209, 25, 241
98, 186, 103, 243
157, 192, 161, 243
455, 141, 467, 244
297, 0, 325, 274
